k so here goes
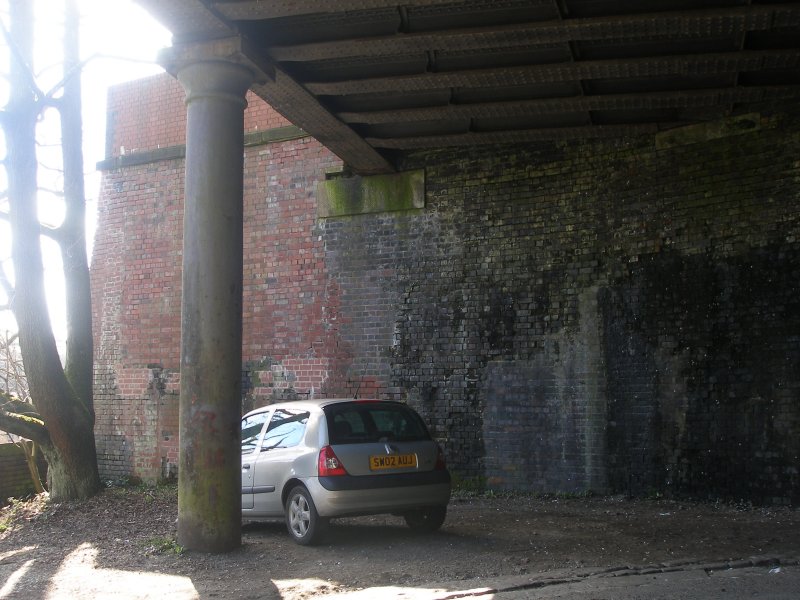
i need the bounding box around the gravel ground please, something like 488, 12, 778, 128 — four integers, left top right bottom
1, 486, 798, 599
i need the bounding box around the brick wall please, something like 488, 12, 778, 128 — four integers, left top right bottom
383, 109, 800, 502
92, 75, 342, 482
104, 74, 290, 158
0, 443, 46, 503
92, 73, 800, 504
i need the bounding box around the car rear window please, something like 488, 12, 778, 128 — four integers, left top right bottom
324, 402, 431, 445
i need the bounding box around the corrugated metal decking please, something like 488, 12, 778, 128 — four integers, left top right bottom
136, 0, 800, 173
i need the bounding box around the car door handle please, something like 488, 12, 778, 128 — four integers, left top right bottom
242, 464, 251, 470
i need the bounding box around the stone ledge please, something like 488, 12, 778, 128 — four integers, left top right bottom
96, 125, 308, 171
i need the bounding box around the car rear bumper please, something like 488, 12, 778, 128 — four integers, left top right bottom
307, 473, 451, 517
318, 469, 450, 491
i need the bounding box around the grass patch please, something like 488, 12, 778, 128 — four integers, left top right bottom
0, 502, 14, 532
103, 479, 178, 501
143, 535, 184, 556
450, 474, 488, 496
0, 494, 48, 533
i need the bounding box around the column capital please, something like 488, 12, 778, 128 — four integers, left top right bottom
176, 60, 254, 109
160, 35, 273, 86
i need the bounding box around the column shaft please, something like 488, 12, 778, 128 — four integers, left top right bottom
176, 60, 253, 552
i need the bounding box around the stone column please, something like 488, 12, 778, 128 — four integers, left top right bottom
169, 51, 255, 552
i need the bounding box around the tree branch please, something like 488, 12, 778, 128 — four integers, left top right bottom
38, 187, 65, 199
0, 411, 51, 447
36, 161, 66, 175
44, 53, 98, 101
0, 17, 45, 102
43, 223, 66, 243
0, 260, 14, 299
0, 209, 65, 243
0, 393, 51, 448
1, 332, 18, 346
43, 52, 161, 103
1, 395, 37, 417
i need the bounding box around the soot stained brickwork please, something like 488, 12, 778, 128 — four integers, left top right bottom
92, 73, 799, 504
381, 110, 799, 502
603, 248, 800, 503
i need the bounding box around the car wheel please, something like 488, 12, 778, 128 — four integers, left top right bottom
285, 486, 328, 545
404, 506, 447, 533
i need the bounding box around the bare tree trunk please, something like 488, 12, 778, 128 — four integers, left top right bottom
61, 0, 95, 407
4, 0, 101, 501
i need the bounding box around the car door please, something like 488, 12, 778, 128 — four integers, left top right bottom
241, 410, 271, 511
251, 407, 311, 515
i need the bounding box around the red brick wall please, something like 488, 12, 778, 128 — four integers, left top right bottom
105, 75, 185, 157
242, 138, 340, 362
93, 74, 343, 482
105, 73, 291, 157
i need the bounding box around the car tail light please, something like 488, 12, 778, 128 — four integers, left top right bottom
435, 444, 447, 471
318, 445, 348, 476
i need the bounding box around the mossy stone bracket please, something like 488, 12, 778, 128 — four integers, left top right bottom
317, 169, 425, 218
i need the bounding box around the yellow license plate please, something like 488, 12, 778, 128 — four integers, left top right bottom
370, 454, 417, 470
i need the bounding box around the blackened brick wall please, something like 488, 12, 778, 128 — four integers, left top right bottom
92, 73, 800, 504
378, 109, 799, 503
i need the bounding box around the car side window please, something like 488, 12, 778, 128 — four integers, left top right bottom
261, 409, 310, 451
241, 412, 269, 455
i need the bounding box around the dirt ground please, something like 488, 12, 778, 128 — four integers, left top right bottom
1, 485, 799, 599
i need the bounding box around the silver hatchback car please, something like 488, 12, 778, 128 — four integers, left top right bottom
241, 398, 451, 544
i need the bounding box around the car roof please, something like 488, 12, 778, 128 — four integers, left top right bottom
242, 398, 401, 418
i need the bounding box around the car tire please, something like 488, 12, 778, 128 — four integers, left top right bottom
403, 506, 447, 533
285, 485, 328, 545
